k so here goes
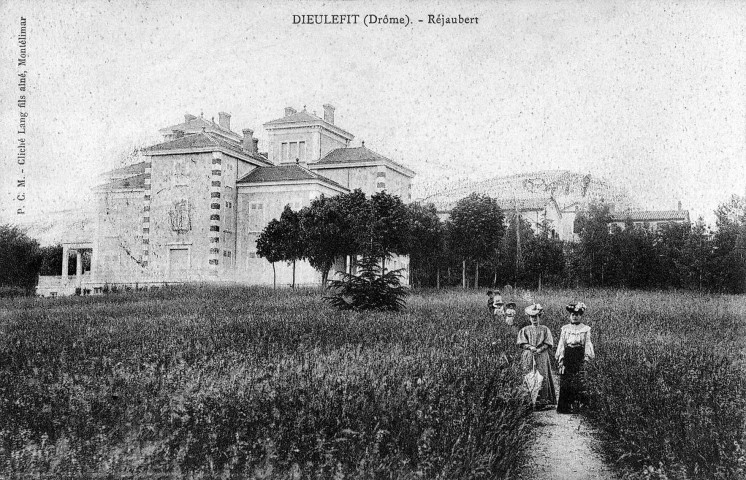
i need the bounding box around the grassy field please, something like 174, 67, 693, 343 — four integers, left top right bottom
0, 287, 744, 479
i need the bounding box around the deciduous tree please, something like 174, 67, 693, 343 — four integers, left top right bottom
0, 224, 42, 295
449, 193, 505, 288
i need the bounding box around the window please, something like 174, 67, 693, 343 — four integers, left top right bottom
249, 202, 265, 231
281, 142, 289, 162
290, 142, 299, 161
299, 141, 306, 161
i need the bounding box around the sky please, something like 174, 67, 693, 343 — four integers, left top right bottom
1, 0, 744, 224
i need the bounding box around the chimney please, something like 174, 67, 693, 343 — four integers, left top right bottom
252, 138, 259, 153
218, 112, 231, 131
184, 113, 197, 123
284, 107, 297, 117
323, 104, 335, 124
677, 200, 682, 211
242, 128, 255, 154
174, 129, 185, 139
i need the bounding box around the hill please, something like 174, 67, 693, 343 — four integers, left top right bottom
412, 170, 639, 212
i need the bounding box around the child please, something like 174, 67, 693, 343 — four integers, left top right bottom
503, 302, 517, 325
487, 290, 503, 315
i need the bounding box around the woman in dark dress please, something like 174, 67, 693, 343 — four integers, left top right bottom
555, 302, 595, 414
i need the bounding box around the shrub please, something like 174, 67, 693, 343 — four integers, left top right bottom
325, 255, 408, 311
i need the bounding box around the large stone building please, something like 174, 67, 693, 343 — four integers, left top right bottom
37, 105, 415, 296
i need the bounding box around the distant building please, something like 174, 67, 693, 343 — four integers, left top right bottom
420, 170, 638, 243
36, 105, 415, 296
608, 208, 690, 231
497, 197, 564, 240
436, 196, 577, 242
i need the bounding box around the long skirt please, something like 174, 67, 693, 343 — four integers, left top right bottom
557, 346, 587, 413
521, 350, 556, 406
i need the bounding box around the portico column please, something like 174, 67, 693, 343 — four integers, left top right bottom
61, 246, 69, 279
76, 250, 83, 283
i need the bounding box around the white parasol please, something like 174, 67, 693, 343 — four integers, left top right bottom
523, 353, 543, 407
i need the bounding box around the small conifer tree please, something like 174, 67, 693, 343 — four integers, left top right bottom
324, 253, 408, 311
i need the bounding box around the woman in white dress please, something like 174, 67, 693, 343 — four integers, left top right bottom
555, 302, 595, 414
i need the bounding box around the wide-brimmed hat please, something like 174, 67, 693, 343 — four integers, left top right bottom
565, 302, 587, 314
524, 303, 543, 316
505, 302, 516, 308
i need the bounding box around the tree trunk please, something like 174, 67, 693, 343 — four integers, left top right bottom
292, 260, 296, 288
462, 260, 467, 289
475, 262, 480, 289
436, 266, 441, 290
272, 262, 276, 290
538, 272, 542, 292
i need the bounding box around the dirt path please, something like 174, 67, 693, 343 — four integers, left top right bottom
516, 410, 618, 480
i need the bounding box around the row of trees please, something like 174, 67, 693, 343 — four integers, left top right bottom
0, 227, 71, 296
257, 191, 410, 288
2, 191, 744, 295
256, 191, 565, 290
258, 190, 746, 294
568, 197, 746, 293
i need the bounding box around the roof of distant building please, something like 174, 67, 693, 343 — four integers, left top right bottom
96, 173, 148, 191
610, 210, 690, 222
427, 195, 556, 213
143, 132, 270, 164
497, 197, 556, 212
237, 164, 348, 191
104, 161, 147, 179
314, 146, 415, 177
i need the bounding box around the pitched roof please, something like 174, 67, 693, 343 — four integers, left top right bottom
96, 173, 148, 191
430, 196, 556, 214
264, 110, 322, 126
237, 164, 347, 190
315, 146, 415, 176
104, 161, 147, 179
498, 197, 555, 212
610, 210, 689, 222
159, 115, 238, 138
263, 109, 354, 139
143, 132, 269, 164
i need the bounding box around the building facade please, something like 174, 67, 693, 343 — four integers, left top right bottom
608, 209, 690, 231
37, 105, 416, 296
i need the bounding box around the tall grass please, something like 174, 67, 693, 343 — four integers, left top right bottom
521, 288, 746, 479
1, 287, 744, 479
0, 287, 533, 478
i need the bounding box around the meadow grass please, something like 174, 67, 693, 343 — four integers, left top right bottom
516, 287, 746, 479
0, 287, 744, 479
0, 286, 533, 479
